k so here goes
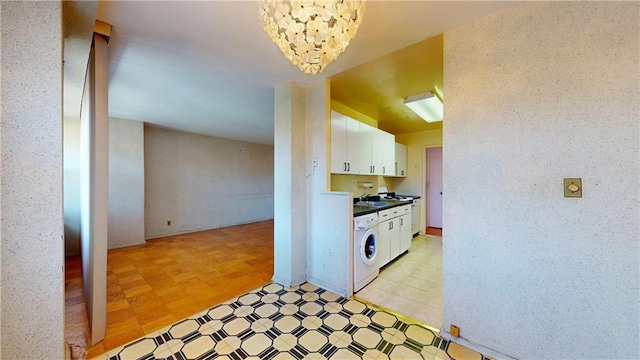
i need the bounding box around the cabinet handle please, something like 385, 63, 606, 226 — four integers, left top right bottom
348, 163, 350, 172
400, 218, 403, 226
389, 222, 392, 230
372, 165, 375, 173
344, 162, 347, 172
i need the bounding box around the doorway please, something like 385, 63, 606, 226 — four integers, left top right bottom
353, 145, 444, 330
426, 147, 443, 235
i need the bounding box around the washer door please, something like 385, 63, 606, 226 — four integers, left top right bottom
360, 229, 378, 266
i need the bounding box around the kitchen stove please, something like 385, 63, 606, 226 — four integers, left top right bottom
379, 192, 413, 201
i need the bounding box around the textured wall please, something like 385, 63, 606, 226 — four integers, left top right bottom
306, 81, 353, 297
64, 116, 82, 255
443, 2, 639, 358
0, 2, 64, 358
108, 118, 145, 249
145, 126, 274, 238
273, 83, 307, 286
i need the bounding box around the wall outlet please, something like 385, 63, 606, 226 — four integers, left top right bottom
167, 220, 171, 226
450, 324, 460, 337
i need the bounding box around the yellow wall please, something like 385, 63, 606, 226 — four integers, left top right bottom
392, 129, 443, 196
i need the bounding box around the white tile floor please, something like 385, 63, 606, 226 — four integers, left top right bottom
356, 236, 443, 329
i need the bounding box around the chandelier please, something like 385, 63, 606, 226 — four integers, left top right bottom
258, 0, 366, 75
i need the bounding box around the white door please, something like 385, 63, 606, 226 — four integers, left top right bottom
427, 147, 443, 228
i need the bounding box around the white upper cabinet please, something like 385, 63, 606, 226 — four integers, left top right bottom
331, 111, 360, 174
381, 132, 395, 176
330, 111, 396, 176
395, 142, 407, 177
370, 128, 384, 175
358, 122, 375, 174
361, 124, 395, 176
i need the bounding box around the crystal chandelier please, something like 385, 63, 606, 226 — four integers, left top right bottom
258, 0, 366, 75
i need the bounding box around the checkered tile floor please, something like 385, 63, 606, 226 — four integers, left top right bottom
94, 283, 487, 360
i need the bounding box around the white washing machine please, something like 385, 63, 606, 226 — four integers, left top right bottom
354, 212, 380, 292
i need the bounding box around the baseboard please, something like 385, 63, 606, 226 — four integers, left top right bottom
145, 218, 274, 240
107, 239, 146, 250
306, 277, 348, 298
440, 330, 517, 360
271, 274, 292, 287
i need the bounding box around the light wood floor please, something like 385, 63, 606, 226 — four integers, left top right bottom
65, 220, 274, 360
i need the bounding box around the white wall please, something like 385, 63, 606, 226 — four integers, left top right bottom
144, 126, 274, 238
108, 118, 145, 249
80, 34, 109, 345
273, 83, 307, 286
65, 117, 146, 253
0, 2, 64, 357
442, 2, 639, 358
306, 81, 352, 297
64, 116, 82, 255
62, 1, 98, 257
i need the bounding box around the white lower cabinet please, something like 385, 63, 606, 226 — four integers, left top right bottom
386, 218, 401, 261
400, 214, 412, 253
378, 205, 412, 267
378, 219, 391, 266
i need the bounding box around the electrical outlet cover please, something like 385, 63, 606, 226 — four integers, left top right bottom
564, 178, 582, 198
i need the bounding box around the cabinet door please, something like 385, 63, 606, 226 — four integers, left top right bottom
381, 132, 395, 176
389, 218, 401, 260
400, 214, 412, 253
395, 143, 407, 177
378, 220, 391, 266
345, 117, 361, 174
357, 122, 374, 174
370, 128, 384, 175
330, 111, 348, 174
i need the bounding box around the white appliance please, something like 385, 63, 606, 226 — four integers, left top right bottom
354, 212, 380, 292
411, 198, 420, 237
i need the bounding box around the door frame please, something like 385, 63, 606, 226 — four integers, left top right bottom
422, 145, 443, 234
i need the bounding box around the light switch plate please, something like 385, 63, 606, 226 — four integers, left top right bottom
564, 178, 582, 198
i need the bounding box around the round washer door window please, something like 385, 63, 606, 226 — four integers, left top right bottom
360, 230, 378, 266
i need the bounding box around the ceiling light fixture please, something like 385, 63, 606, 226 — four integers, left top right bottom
257, 0, 366, 75
404, 92, 443, 123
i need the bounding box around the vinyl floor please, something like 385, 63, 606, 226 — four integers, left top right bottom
93, 282, 489, 360
356, 236, 443, 329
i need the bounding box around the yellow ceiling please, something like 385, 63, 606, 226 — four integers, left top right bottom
330, 34, 443, 135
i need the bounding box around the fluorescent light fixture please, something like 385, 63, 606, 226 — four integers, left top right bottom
404, 92, 443, 123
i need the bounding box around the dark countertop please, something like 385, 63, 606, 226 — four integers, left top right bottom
354, 199, 413, 217
396, 194, 421, 199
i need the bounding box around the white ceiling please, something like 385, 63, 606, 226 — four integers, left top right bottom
97, 1, 518, 145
